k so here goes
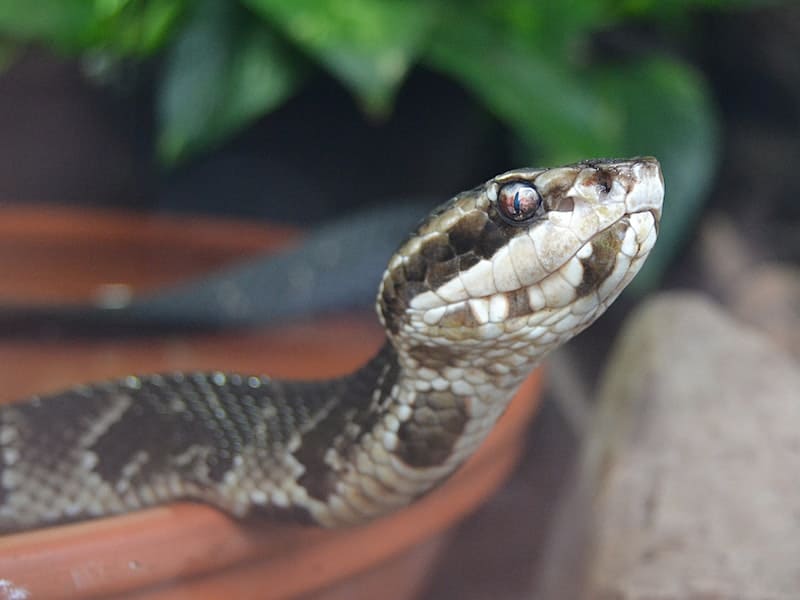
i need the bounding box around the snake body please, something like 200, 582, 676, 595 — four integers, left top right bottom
0, 158, 663, 533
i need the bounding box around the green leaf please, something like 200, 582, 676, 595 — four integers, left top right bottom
591, 57, 720, 293
425, 14, 619, 163
157, 1, 302, 164
470, 0, 624, 57
0, 0, 183, 55
617, 0, 782, 17
102, 0, 186, 56
243, 0, 435, 115
0, 37, 16, 71
0, 0, 96, 48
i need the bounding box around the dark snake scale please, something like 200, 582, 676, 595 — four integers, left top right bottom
0, 158, 664, 533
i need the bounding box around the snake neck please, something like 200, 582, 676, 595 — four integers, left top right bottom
254, 339, 533, 528
299, 335, 535, 526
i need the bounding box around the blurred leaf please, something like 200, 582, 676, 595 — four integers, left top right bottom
101, 0, 186, 56
243, 0, 435, 115
591, 57, 720, 293
0, 0, 96, 48
0, 0, 184, 55
157, 1, 302, 164
425, 12, 619, 163
473, 0, 624, 57
618, 0, 782, 17
0, 0, 728, 200
0, 37, 16, 71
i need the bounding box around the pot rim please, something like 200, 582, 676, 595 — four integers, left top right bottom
0, 372, 542, 600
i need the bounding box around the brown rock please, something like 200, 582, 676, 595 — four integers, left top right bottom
535, 292, 800, 599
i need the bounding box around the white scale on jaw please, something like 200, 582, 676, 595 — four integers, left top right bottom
409, 192, 621, 313
412, 231, 598, 330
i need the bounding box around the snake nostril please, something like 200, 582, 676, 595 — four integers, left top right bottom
582, 168, 613, 196
597, 171, 613, 195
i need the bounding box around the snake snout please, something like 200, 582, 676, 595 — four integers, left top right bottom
625, 157, 664, 223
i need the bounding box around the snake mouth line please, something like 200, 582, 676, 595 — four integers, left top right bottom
413, 211, 655, 327
550, 208, 649, 290
529, 167, 662, 294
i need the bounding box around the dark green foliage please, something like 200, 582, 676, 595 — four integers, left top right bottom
0, 0, 773, 290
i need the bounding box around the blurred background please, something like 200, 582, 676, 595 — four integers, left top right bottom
0, 0, 797, 295
0, 0, 797, 598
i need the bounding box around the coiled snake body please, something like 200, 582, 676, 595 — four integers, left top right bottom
0, 158, 663, 533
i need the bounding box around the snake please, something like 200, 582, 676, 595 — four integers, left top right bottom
0, 158, 663, 534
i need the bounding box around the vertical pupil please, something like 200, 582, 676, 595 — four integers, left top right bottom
498, 182, 540, 223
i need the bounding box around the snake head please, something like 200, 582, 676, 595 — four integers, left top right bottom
378, 157, 664, 370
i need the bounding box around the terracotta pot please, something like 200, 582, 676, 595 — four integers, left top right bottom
0, 205, 544, 599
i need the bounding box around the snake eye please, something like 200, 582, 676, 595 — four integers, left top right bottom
497, 181, 542, 224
